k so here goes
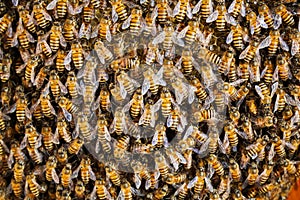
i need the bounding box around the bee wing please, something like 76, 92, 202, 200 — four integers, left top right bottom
25, 107, 32, 120
183, 125, 193, 140
173, 0, 181, 17
174, 183, 186, 196
152, 31, 165, 44
279, 37, 289, 51
187, 175, 198, 189
58, 81, 68, 94
20, 134, 28, 149
64, 50, 72, 65
271, 82, 278, 98
259, 36, 271, 50
123, 99, 133, 112
225, 13, 237, 26
192, 0, 202, 14
51, 169, 59, 184
88, 166, 96, 181
291, 40, 299, 56
12, 0, 18, 6
226, 30, 233, 44
122, 15, 132, 30
167, 5, 173, 17
198, 137, 210, 155
112, 7, 118, 23
166, 114, 173, 127
257, 15, 268, 29
274, 94, 279, 112
178, 26, 189, 39
134, 173, 142, 189
220, 135, 228, 154
30, 98, 41, 112
151, 22, 157, 36
142, 79, 150, 95
109, 118, 116, 133
42, 10, 52, 21
205, 177, 214, 192
254, 85, 264, 100
119, 82, 127, 99
186, 3, 193, 19
241, 1, 246, 17
151, 6, 158, 19
228, 0, 236, 13
175, 89, 184, 105
151, 130, 159, 145
103, 126, 111, 141
26, 31, 35, 43
71, 164, 81, 179
273, 14, 282, 30
239, 45, 250, 59
46, 0, 57, 10
268, 143, 275, 161
206, 10, 218, 23
62, 108, 72, 122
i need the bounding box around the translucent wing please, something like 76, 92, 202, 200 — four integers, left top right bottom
279, 37, 289, 51
178, 26, 189, 38
226, 30, 233, 44
122, 15, 132, 29
239, 45, 250, 59
173, 1, 181, 17
152, 31, 165, 44
255, 85, 264, 99
192, 0, 202, 14
291, 40, 299, 56
52, 169, 59, 184
206, 10, 218, 23
259, 36, 271, 49
186, 3, 193, 19
225, 13, 237, 26
241, 1, 246, 17
273, 14, 282, 30
188, 176, 198, 188
228, 0, 236, 13
112, 7, 118, 23
142, 79, 150, 95
172, 34, 185, 47
46, 0, 57, 10
64, 50, 72, 65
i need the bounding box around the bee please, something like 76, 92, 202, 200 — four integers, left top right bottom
188, 76, 208, 102
33, 65, 50, 90
0, 56, 11, 84
65, 42, 84, 70
65, 71, 79, 99
192, 0, 213, 20
74, 180, 85, 199
239, 38, 268, 63
12, 18, 35, 50
9, 95, 31, 124
98, 18, 112, 42
174, 182, 189, 200
232, 189, 246, 200
228, 0, 246, 18
119, 179, 134, 200
187, 167, 207, 195
109, 107, 128, 135
63, 17, 78, 42
117, 70, 140, 97
46, 0, 68, 19
274, 4, 295, 29
56, 116, 72, 143
257, 161, 274, 185
13, 159, 25, 183
154, 152, 169, 179
166, 172, 186, 185
95, 115, 111, 153
152, 21, 184, 53
72, 156, 96, 185
218, 48, 235, 74
1, 86, 11, 108
75, 112, 94, 140
152, 0, 172, 24
61, 163, 72, 188
173, 0, 193, 22
144, 42, 163, 66
45, 70, 68, 98
26, 173, 41, 197
8, 141, 26, 169
246, 135, 269, 159
152, 123, 168, 148
122, 8, 143, 36
143, 12, 157, 37
153, 184, 168, 199
228, 158, 241, 182
91, 178, 111, 200
240, 115, 254, 142
131, 160, 151, 188
0, 109, 10, 131
68, 138, 84, 154
271, 136, 286, 158
0, 13, 13, 35
45, 156, 59, 183
32, 1, 52, 29
56, 146, 68, 165
207, 154, 224, 176
105, 165, 121, 186
226, 24, 247, 50
193, 107, 217, 122
55, 49, 69, 72
250, 59, 261, 84
48, 22, 67, 53
242, 162, 258, 188
57, 96, 78, 121
260, 30, 290, 56
218, 173, 230, 194
94, 40, 113, 64
206, 1, 237, 31
142, 67, 165, 96
228, 58, 238, 82
257, 3, 273, 28
11, 178, 23, 198
224, 122, 239, 151
41, 124, 56, 151
275, 54, 291, 81
110, 0, 128, 23
291, 32, 300, 56
31, 91, 56, 119
82, 3, 94, 23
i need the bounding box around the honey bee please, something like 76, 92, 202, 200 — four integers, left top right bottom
206, 1, 237, 31
246, 135, 269, 159
95, 115, 111, 153
55, 115, 72, 143
32, 1, 52, 29
193, 107, 217, 122
8, 95, 31, 124
270, 136, 286, 158
242, 162, 258, 188
192, 0, 213, 20
226, 24, 247, 50
0, 109, 10, 131
152, 0, 172, 24
218, 47, 235, 74
131, 160, 150, 189
98, 18, 112, 42
144, 42, 163, 66
48, 22, 67, 53
46, 0, 67, 18
152, 123, 168, 148
72, 156, 96, 185
0, 55, 11, 84
154, 152, 169, 179
44, 70, 67, 98
138, 100, 160, 128
207, 154, 224, 176
12, 18, 35, 50
13, 159, 25, 183
105, 165, 121, 186
63, 17, 78, 42
31, 90, 56, 119
173, 0, 193, 22
110, 0, 128, 23
275, 54, 291, 81
94, 40, 113, 64
65, 42, 84, 70
61, 163, 72, 188
57, 96, 78, 122
228, 158, 241, 182
119, 179, 134, 200
82, 3, 95, 23
166, 147, 187, 171
0, 13, 13, 36
188, 167, 208, 195
45, 156, 59, 183
41, 124, 56, 151
122, 8, 144, 36
250, 59, 261, 83
8, 141, 26, 169
260, 30, 290, 56
224, 122, 240, 151
74, 112, 94, 140
257, 161, 274, 185
26, 173, 41, 197
56, 146, 68, 165
143, 12, 157, 37
291, 32, 300, 56
142, 67, 165, 96
68, 138, 84, 154
257, 3, 273, 28
174, 181, 189, 200
228, 0, 246, 18
91, 178, 111, 200
274, 4, 295, 29
11, 178, 23, 198
65, 71, 80, 99
74, 180, 85, 199
109, 107, 128, 135
1, 86, 11, 108
152, 22, 185, 53
239, 38, 268, 63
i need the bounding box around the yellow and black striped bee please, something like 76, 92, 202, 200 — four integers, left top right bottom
64, 41, 84, 70
12, 18, 35, 50
121, 8, 143, 36
174, 181, 189, 200
94, 40, 113, 64
153, 184, 168, 199
56, 115, 72, 143
246, 9, 263, 35
45, 156, 59, 183
13, 159, 25, 183
259, 29, 289, 56
152, 0, 172, 24
47, 70, 68, 98
41, 124, 56, 151
57, 96, 78, 121
228, 158, 241, 182
91, 178, 111, 200
0, 12, 13, 35
173, 0, 193, 22
105, 165, 121, 186
72, 156, 96, 185
257, 161, 274, 185
32, 1, 52, 29
60, 163, 72, 188
143, 12, 157, 37
46, 0, 68, 18
68, 138, 84, 154
226, 24, 247, 51
123, 88, 144, 119
56, 146, 68, 165
274, 4, 295, 29
239, 38, 268, 63
65, 71, 80, 99
243, 162, 258, 188
154, 152, 169, 179
26, 173, 41, 197
49, 21, 67, 53
63, 17, 78, 42
31, 90, 56, 119
246, 135, 269, 159
98, 17, 112, 42
218, 47, 235, 74
207, 154, 224, 176
192, 0, 213, 20
257, 3, 273, 28
206, 1, 237, 32
275, 54, 291, 81
11, 178, 23, 198
110, 0, 128, 23
228, 0, 246, 18
82, 2, 95, 23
